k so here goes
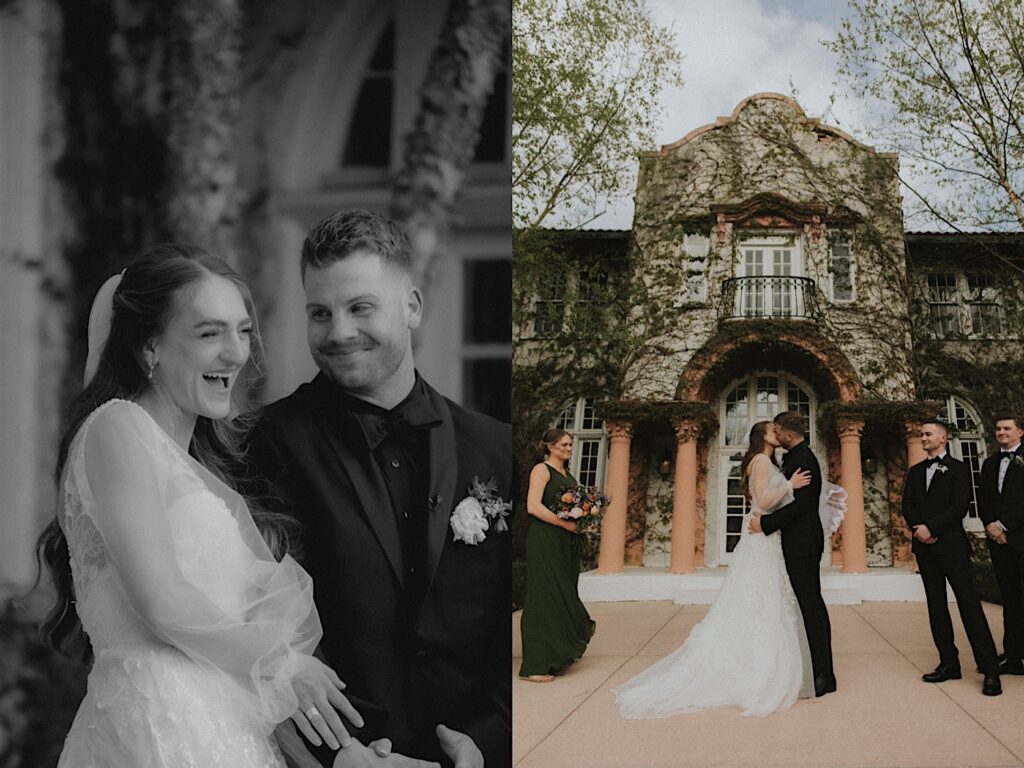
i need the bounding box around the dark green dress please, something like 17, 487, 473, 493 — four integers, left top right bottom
519, 463, 596, 676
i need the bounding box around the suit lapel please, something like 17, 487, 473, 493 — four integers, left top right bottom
301, 375, 405, 586
422, 383, 459, 587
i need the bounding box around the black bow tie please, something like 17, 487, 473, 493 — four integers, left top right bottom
926, 456, 943, 465
1002, 451, 1015, 460
356, 398, 443, 450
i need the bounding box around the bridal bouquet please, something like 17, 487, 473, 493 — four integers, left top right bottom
554, 484, 609, 533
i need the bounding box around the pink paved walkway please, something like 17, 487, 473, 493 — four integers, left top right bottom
513, 602, 1024, 768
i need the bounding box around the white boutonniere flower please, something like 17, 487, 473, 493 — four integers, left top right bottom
449, 476, 512, 545
935, 464, 948, 474
1013, 455, 1024, 470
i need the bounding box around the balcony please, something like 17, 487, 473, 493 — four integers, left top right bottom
719, 276, 818, 321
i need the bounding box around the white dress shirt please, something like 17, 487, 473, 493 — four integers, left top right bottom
925, 451, 947, 491
998, 443, 1020, 493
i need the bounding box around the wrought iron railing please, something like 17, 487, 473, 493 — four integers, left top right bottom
719, 276, 818, 320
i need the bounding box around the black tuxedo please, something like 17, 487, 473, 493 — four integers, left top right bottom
978, 445, 1024, 661
902, 454, 997, 673
249, 373, 511, 767
759, 441, 833, 681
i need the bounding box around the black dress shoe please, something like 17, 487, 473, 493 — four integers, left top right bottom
982, 674, 1002, 696
998, 657, 1024, 675
814, 673, 837, 697
922, 665, 961, 683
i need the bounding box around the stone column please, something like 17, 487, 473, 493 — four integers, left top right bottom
905, 421, 927, 467
669, 420, 699, 573
598, 421, 633, 573
838, 419, 868, 573
899, 421, 928, 569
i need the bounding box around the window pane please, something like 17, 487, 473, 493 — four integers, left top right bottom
576, 439, 601, 487
556, 402, 576, 430
533, 300, 564, 335
342, 78, 393, 166
725, 383, 749, 446
341, 22, 395, 167
930, 303, 960, 336
580, 398, 602, 431
464, 260, 511, 343
472, 69, 508, 163
959, 440, 983, 519
463, 359, 510, 422
927, 273, 958, 302
830, 244, 853, 301
970, 303, 1001, 335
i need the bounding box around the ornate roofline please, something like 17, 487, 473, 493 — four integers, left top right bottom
651, 93, 895, 159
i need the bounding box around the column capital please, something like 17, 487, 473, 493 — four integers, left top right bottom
606, 420, 634, 440
672, 418, 699, 444
837, 419, 864, 441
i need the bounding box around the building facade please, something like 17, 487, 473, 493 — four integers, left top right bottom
513, 94, 1024, 576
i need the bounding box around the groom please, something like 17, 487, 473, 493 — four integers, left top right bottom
250, 210, 511, 767
748, 411, 836, 696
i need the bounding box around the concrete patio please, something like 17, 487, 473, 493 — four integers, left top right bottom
513, 601, 1024, 768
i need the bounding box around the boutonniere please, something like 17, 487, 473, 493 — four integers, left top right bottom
1013, 455, 1024, 470
935, 464, 949, 474
449, 476, 512, 545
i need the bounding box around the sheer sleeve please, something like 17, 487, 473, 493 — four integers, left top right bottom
77, 401, 321, 725
748, 455, 794, 513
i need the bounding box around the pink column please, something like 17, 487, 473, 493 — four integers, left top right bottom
905, 421, 927, 466
838, 419, 867, 573
598, 421, 633, 573
669, 420, 699, 574
899, 421, 927, 569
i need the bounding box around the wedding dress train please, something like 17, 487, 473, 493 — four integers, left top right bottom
57, 400, 321, 767
615, 454, 814, 718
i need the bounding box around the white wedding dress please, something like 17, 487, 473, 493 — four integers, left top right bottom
57, 399, 321, 767
615, 454, 814, 718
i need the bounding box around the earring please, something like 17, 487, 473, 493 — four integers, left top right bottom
147, 358, 156, 380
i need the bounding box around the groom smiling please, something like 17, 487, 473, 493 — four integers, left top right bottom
250, 210, 511, 767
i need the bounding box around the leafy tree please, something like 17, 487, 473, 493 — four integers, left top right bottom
512, 0, 682, 229
391, 0, 510, 289
829, 0, 1024, 230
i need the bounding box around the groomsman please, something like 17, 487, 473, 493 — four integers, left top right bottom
978, 415, 1024, 675
902, 421, 1000, 695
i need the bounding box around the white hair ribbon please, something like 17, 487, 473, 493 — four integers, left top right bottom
83, 271, 125, 387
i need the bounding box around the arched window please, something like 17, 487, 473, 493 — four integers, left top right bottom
554, 397, 609, 488
341, 20, 395, 167
939, 395, 988, 530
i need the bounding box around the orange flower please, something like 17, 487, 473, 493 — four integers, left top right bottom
561, 492, 575, 503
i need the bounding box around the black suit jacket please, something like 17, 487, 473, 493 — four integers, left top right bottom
979, 445, 1024, 549
902, 454, 972, 554
760, 441, 823, 559
248, 373, 511, 767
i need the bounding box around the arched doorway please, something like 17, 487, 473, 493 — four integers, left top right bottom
710, 372, 824, 565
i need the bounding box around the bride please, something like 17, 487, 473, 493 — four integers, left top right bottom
615, 420, 828, 718
35, 245, 365, 767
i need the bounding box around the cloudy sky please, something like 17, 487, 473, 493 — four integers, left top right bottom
594, 0, 871, 229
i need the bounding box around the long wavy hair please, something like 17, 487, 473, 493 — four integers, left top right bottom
740, 421, 780, 502
35, 244, 295, 662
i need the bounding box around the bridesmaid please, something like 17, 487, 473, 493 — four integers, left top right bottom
518, 428, 596, 682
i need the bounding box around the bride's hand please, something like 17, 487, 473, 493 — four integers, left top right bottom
789, 468, 812, 490
290, 657, 365, 751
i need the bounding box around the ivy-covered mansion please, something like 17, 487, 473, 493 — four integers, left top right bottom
512, 94, 1024, 598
